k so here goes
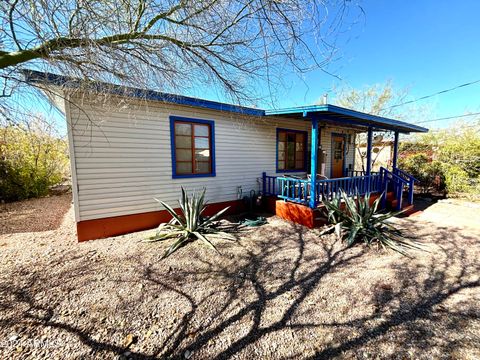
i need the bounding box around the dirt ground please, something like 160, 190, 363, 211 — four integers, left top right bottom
0, 194, 479, 359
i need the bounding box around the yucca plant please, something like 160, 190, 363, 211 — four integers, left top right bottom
321, 190, 422, 256
145, 187, 235, 258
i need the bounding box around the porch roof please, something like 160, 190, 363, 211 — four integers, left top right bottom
265, 104, 428, 133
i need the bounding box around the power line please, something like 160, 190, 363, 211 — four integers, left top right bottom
382, 79, 480, 110
415, 111, 480, 124
428, 123, 480, 132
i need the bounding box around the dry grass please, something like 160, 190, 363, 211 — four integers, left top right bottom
0, 197, 479, 359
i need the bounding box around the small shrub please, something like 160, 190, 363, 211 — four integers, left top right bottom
321, 190, 422, 256
145, 187, 235, 258
398, 153, 445, 193
0, 125, 69, 202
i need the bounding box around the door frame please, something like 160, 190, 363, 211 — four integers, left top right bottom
330, 133, 347, 178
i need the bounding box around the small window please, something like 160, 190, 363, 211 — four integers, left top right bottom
170, 116, 215, 178
277, 129, 307, 172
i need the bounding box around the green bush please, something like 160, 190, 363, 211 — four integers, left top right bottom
400, 123, 480, 197
443, 165, 472, 194
0, 125, 69, 202
398, 153, 445, 193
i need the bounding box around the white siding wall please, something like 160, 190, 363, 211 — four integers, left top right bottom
66, 95, 356, 221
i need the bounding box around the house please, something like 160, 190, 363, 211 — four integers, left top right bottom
25, 71, 428, 241
355, 138, 395, 173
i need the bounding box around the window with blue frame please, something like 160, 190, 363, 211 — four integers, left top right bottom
170, 116, 215, 178
277, 128, 307, 172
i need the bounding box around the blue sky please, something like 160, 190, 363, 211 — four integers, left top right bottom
271, 0, 480, 129
34, 0, 480, 132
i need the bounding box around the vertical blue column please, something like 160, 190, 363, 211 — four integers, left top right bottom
309, 117, 319, 208
392, 131, 399, 170
366, 127, 373, 176
262, 172, 267, 195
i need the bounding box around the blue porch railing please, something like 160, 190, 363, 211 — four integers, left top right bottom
314, 174, 382, 202
262, 167, 416, 211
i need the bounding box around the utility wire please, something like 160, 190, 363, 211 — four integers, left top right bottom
382, 79, 480, 111
415, 111, 480, 124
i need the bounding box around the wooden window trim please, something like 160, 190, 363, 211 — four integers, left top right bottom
276, 128, 307, 172
170, 116, 216, 178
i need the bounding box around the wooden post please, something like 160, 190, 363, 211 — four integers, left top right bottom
366, 127, 373, 176
392, 131, 399, 170
309, 117, 319, 208
408, 178, 414, 205
262, 172, 266, 195
365, 127, 373, 193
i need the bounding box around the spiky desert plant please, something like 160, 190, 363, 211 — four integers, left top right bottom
321, 190, 422, 256
145, 187, 235, 258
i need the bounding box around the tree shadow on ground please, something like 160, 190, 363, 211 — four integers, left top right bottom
0, 219, 478, 359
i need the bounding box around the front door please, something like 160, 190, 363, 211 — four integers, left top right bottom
331, 135, 345, 178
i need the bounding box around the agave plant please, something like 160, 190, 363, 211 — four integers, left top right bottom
145, 187, 235, 258
321, 190, 422, 256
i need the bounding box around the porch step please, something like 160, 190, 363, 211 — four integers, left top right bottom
388, 198, 414, 213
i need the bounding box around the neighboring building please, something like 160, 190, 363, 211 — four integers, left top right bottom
355, 139, 394, 172
26, 71, 428, 241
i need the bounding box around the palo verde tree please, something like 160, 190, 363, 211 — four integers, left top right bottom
0, 0, 362, 126
331, 82, 430, 171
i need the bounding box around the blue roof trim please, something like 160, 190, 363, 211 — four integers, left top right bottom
22, 69, 265, 117
266, 104, 428, 133
23, 70, 427, 133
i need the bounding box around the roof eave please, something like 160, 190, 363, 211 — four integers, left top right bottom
265, 104, 428, 133
22, 69, 265, 117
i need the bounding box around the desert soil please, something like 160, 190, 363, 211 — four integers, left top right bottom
0, 194, 479, 359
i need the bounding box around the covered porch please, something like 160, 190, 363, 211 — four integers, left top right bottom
261, 104, 428, 224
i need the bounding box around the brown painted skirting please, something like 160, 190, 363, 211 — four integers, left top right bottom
77, 199, 245, 242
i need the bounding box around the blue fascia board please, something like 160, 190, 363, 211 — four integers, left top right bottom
22, 69, 265, 117
23, 69, 428, 133
266, 104, 428, 133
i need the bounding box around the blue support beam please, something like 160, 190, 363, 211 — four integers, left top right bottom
309, 117, 319, 208
366, 127, 373, 176
392, 131, 399, 169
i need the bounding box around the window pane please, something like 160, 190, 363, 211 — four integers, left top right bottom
175, 135, 191, 148
195, 162, 210, 173
278, 150, 285, 161
195, 137, 209, 149
278, 132, 286, 141
176, 162, 192, 174
296, 142, 304, 151
287, 133, 296, 142
175, 123, 191, 135
296, 133, 304, 142
195, 149, 210, 162
194, 125, 209, 137
278, 141, 285, 151
176, 149, 192, 161
278, 160, 285, 170
295, 160, 304, 169
286, 138, 296, 169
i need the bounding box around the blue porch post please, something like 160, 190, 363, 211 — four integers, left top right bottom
392, 131, 399, 169
366, 127, 373, 176
309, 117, 319, 208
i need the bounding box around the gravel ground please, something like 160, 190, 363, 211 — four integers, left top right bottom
0, 194, 72, 235
0, 196, 479, 359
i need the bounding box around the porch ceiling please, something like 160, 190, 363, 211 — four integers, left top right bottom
265, 104, 428, 133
